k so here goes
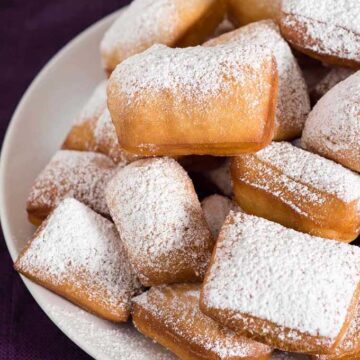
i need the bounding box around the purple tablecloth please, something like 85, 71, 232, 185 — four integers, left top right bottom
0, 1, 130, 358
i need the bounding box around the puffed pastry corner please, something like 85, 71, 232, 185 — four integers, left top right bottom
200, 212, 360, 355
100, 0, 227, 73
132, 283, 273, 360
15, 198, 142, 322
105, 157, 214, 287
230, 142, 360, 242
312, 299, 360, 359
280, 0, 360, 68
107, 43, 278, 156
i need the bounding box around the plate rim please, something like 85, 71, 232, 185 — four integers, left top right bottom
0, 7, 125, 360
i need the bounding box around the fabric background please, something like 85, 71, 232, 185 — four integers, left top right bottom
0, 1, 130, 359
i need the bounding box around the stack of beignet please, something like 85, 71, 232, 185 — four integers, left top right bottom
15, 0, 360, 359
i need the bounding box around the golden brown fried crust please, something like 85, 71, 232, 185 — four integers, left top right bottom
230, 156, 360, 242
132, 284, 272, 360
108, 56, 278, 157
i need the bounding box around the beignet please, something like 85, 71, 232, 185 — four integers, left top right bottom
230, 142, 360, 242
105, 157, 213, 286
16, 198, 141, 322
132, 283, 273, 360
107, 43, 278, 156
200, 212, 360, 354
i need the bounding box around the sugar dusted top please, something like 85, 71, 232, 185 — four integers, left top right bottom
302, 71, 360, 155
27, 150, 116, 215
133, 284, 272, 359
282, 0, 360, 34
243, 142, 360, 203
203, 212, 360, 339
282, 0, 360, 61
106, 157, 212, 279
17, 199, 141, 309
101, 0, 178, 58
109, 43, 274, 104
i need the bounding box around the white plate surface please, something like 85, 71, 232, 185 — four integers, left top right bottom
0, 8, 176, 360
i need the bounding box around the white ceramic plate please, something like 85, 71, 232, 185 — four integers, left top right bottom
0, 8, 176, 360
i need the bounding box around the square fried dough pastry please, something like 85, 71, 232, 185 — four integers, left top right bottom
230, 142, 360, 242
201, 194, 242, 239
62, 81, 138, 164
100, 0, 227, 74
200, 212, 360, 355
107, 43, 278, 157
105, 157, 213, 287
279, 0, 360, 68
302, 71, 360, 173
15, 198, 141, 322
132, 283, 273, 360
227, 0, 281, 26
26, 150, 116, 226
205, 20, 310, 141
312, 300, 360, 360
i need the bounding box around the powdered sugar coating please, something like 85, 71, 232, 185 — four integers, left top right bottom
245, 142, 360, 204
201, 194, 242, 238
313, 67, 355, 100
101, 0, 178, 66
27, 150, 116, 216
110, 42, 274, 105
17, 199, 141, 310
206, 20, 310, 139
283, 0, 360, 34
75, 81, 107, 125
105, 157, 213, 285
282, 0, 360, 63
302, 71, 360, 171
133, 284, 272, 359
202, 212, 360, 339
